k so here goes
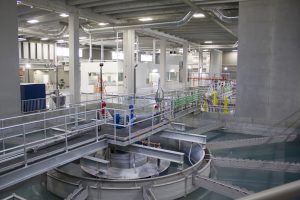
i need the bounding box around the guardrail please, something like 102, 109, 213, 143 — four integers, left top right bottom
1, 87, 205, 171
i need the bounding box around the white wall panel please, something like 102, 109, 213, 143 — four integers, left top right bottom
30, 42, 36, 59
49, 44, 54, 60
37, 43, 42, 59
23, 42, 29, 59
43, 43, 49, 59
18, 42, 21, 58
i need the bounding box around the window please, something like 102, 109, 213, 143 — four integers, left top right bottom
167, 72, 178, 81
118, 72, 123, 81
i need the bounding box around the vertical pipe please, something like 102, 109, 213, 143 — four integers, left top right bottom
182, 43, 188, 86
89, 33, 92, 62
159, 38, 166, 89
116, 32, 119, 62
135, 36, 139, 63
153, 39, 156, 64
95, 110, 99, 142
100, 39, 104, 61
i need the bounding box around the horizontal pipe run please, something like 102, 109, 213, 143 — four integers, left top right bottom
237, 180, 300, 200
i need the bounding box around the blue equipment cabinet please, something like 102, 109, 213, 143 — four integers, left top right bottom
20, 83, 46, 113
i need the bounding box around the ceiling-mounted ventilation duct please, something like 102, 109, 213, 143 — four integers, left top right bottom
82, 11, 194, 33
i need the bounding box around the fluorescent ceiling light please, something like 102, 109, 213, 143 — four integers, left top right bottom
188, 65, 192, 69
204, 41, 213, 44
203, 49, 209, 52
25, 64, 31, 69
59, 13, 69, 18
139, 17, 153, 22
98, 22, 109, 26
63, 34, 69, 38
18, 37, 26, 41
152, 69, 158, 73
56, 40, 65, 43
232, 49, 238, 52
79, 36, 87, 40
193, 13, 205, 18
41, 38, 49, 41
27, 19, 39, 24
224, 67, 228, 71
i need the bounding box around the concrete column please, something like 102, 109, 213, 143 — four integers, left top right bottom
159, 38, 166, 89
209, 49, 222, 76
123, 29, 135, 94
237, 0, 300, 125
0, 0, 20, 117
198, 48, 203, 71
69, 12, 81, 104
153, 39, 156, 64
182, 43, 188, 85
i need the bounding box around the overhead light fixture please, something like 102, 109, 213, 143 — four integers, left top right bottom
204, 41, 213, 44
63, 34, 69, 38
79, 36, 87, 40
18, 37, 26, 41
224, 67, 228, 71
193, 13, 205, 18
232, 49, 238, 52
41, 38, 49, 41
139, 17, 153, 22
25, 64, 31, 69
98, 22, 109, 26
56, 39, 65, 43
203, 49, 209, 52
17, 1, 21, 5
188, 65, 192, 69
152, 69, 158, 73
115, 39, 122, 42
59, 13, 69, 18
27, 19, 39, 24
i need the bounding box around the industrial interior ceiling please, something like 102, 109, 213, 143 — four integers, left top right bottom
17, 0, 240, 49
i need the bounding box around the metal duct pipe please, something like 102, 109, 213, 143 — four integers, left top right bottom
200, 43, 238, 49
82, 11, 194, 33
182, 0, 237, 38
18, 26, 68, 38
210, 9, 238, 23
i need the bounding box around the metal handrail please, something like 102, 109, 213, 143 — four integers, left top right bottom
0, 87, 205, 169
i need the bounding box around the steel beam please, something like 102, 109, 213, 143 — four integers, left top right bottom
81, 156, 109, 173
159, 130, 206, 145
207, 135, 298, 150
213, 157, 300, 173
21, 0, 125, 24
118, 144, 184, 164
0, 140, 107, 191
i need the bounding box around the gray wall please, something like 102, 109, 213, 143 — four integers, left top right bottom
210, 50, 222, 75
222, 51, 237, 79
236, 0, 300, 125
0, 0, 21, 117
82, 48, 112, 60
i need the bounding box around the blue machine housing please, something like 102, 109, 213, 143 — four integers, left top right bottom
115, 104, 136, 129
20, 83, 46, 112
